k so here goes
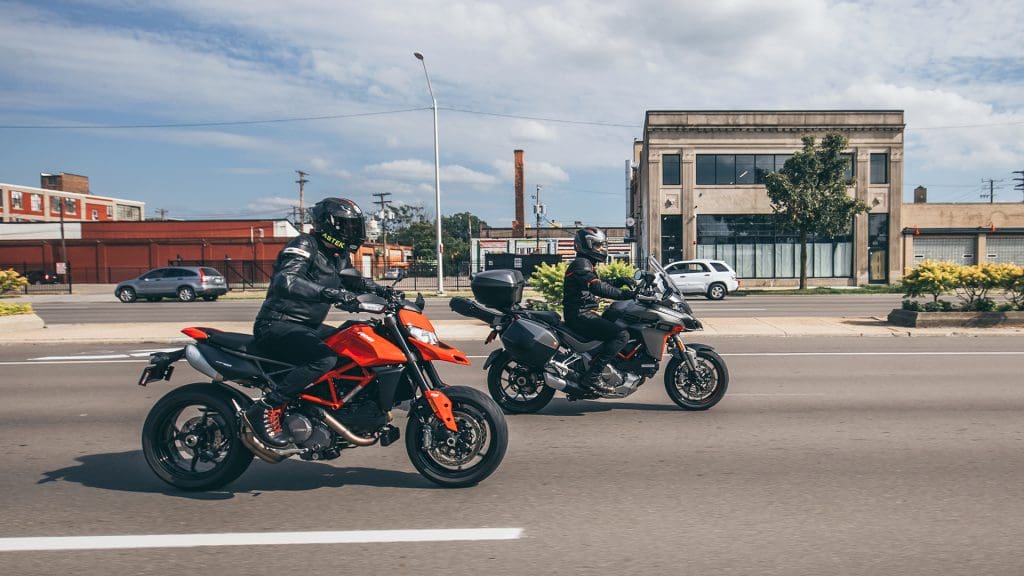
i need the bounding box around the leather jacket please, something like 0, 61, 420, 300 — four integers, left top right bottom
562, 256, 631, 321
255, 233, 381, 328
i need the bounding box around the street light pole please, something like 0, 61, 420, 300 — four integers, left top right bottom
414, 51, 444, 295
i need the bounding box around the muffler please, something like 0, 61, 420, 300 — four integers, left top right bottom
543, 372, 586, 395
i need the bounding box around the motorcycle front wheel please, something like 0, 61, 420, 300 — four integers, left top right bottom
486, 352, 556, 414
664, 348, 729, 411
406, 386, 508, 488
142, 383, 254, 491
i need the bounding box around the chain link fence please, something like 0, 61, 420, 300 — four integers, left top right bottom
0, 262, 73, 294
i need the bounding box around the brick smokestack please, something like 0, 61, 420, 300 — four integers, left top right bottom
513, 149, 525, 237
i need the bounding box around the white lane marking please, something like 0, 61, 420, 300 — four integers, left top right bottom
722, 352, 1024, 357
130, 348, 181, 354
689, 308, 768, 311
0, 528, 524, 552
0, 360, 147, 366
29, 354, 129, 361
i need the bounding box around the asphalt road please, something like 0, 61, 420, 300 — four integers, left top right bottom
30, 293, 906, 324
2, 336, 1024, 575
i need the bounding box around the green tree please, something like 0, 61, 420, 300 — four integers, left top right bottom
764, 132, 869, 289
388, 205, 488, 265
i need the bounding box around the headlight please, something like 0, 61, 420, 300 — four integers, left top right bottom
407, 325, 439, 345
360, 303, 386, 313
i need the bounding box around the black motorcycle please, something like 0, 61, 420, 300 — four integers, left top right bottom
450, 257, 728, 413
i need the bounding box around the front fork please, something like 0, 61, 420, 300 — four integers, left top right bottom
383, 315, 458, 432
671, 335, 700, 372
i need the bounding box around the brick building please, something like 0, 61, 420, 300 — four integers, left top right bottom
0, 172, 145, 223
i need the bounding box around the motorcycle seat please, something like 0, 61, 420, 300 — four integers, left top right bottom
519, 309, 561, 325
202, 328, 261, 353
553, 323, 603, 352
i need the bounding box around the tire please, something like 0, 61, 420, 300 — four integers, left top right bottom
142, 383, 254, 491
706, 282, 727, 300
486, 352, 555, 414
202, 295, 219, 301
117, 287, 137, 303
177, 286, 197, 302
664, 348, 729, 410
406, 386, 508, 488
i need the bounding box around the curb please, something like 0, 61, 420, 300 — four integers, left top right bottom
0, 312, 45, 332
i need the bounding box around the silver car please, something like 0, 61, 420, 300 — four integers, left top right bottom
664, 259, 740, 300
115, 266, 227, 303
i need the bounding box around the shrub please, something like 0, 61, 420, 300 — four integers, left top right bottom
995, 302, 1017, 313
955, 263, 1013, 310
922, 299, 955, 312
1003, 265, 1024, 309
900, 260, 960, 303
0, 269, 29, 294
529, 261, 568, 312
901, 299, 922, 311
0, 302, 32, 316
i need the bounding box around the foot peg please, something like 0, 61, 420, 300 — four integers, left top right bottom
379, 424, 400, 447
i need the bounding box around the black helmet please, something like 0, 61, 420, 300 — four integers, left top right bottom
574, 226, 608, 263
311, 197, 366, 251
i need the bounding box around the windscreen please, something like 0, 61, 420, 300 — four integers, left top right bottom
647, 256, 682, 298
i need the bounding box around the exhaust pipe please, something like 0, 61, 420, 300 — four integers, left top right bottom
543, 372, 586, 395
238, 420, 304, 464
310, 407, 379, 447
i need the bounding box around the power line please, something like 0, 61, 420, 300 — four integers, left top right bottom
439, 106, 639, 128
0, 108, 430, 130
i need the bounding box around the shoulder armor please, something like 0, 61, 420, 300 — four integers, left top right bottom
281, 234, 318, 259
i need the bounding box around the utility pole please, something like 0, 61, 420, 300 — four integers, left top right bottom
533, 184, 545, 253
373, 192, 393, 277
58, 198, 70, 289
295, 170, 308, 231
980, 178, 1002, 204
1013, 170, 1024, 202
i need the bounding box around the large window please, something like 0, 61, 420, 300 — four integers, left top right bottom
661, 215, 683, 264
662, 154, 681, 186
696, 214, 853, 278
696, 153, 854, 185
30, 194, 41, 211
11, 191, 22, 209
870, 153, 889, 184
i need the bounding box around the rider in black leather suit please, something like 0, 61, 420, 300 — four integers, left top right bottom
562, 226, 633, 392
243, 197, 392, 448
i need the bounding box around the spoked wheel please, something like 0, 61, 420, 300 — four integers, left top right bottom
487, 352, 555, 414
177, 286, 197, 302
664, 348, 729, 411
406, 386, 508, 488
142, 384, 253, 491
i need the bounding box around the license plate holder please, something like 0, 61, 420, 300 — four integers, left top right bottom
137, 349, 185, 386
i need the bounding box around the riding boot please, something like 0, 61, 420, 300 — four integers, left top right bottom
242, 398, 290, 448
581, 360, 613, 393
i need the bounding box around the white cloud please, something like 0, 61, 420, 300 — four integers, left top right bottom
364, 159, 498, 187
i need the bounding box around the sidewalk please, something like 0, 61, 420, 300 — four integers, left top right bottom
1, 314, 1021, 345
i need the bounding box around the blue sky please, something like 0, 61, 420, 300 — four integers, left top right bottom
1, 0, 1022, 227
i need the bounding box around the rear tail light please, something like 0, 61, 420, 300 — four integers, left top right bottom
199, 269, 206, 283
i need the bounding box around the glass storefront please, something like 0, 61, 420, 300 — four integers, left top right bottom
696, 215, 853, 278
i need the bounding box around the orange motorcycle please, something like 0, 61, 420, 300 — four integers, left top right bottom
138, 291, 507, 490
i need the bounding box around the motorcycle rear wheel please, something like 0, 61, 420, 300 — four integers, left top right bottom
142, 383, 254, 491
664, 349, 729, 411
486, 352, 555, 414
406, 386, 508, 488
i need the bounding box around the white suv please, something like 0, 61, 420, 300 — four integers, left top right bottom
664, 259, 740, 300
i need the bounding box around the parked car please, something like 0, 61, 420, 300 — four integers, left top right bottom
115, 266, 227, 303
383, 267, 407, 281
663, 259, 740, 300
26, 270, 60, 285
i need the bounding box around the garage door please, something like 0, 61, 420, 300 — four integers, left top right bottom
912, 237, 976, 265
987, 236, 1024, 265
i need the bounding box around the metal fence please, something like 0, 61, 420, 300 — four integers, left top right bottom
0, 262, 73, 294
167, 258, 474, 293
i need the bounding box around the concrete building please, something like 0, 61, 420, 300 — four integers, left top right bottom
632, 111, 905, 286
0, 173, 145, 223
902, 193, 1024, 267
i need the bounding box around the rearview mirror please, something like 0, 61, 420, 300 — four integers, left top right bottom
634, 270, 644, 281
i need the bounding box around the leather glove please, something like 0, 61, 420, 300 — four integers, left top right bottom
321, 287, 357, 305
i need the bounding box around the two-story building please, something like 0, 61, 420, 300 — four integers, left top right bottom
0, 172, 145, 223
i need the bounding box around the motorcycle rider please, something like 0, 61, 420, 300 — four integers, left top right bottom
243, 197, 393, 448
563, 226, 633, 392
